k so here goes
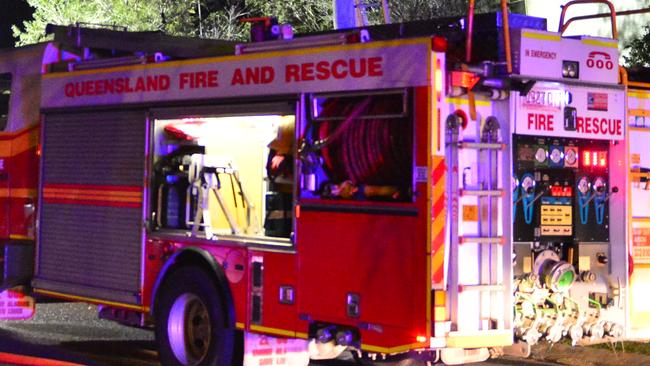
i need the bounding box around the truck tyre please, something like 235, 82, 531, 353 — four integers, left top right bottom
155, 266, 234, 366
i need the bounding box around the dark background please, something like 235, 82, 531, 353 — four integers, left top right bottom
1, 0, 33, 48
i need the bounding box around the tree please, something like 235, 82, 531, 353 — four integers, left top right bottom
12, 0, 172, 46
624, 25, 650, 68
391, 0, 500, 23
13, 0, 504, 46
12, 0, 332, 46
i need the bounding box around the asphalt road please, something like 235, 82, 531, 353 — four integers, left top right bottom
0, 302, 554, 366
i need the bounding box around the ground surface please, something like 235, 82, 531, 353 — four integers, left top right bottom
1, 302, 650, 365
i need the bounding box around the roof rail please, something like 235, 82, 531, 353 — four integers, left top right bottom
465, 0, 512, 73
558, 0, 618, 39
235, 31, 364, 55
45, 24, 237, 59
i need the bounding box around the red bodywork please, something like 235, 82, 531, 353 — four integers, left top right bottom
0, 125, 39, 241
136, 87, 434, 352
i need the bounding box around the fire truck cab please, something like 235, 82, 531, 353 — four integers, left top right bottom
0, 1, 643, 365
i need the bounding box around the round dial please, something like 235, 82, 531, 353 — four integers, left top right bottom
521, 175, 535, 193
577, 176, 590, 195
593, 177, 606, 194
535, 147, 547, 163
565, 148, 577, 165
550, 148, 562, 164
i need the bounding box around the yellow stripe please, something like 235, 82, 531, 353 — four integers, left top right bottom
445, 97, 491, 107
432, 180, 445, 205
629, 109, 650, 117
0, 129, 39, 158
0, 126, 39, 158
295, 332, 309, 339
44, 38, 432, 78
0, 188, 37, 199
446, 332, 512, 348
581, 38, 618, 49
0, 125, 37, 138
10, 129, 39, 157
522, 31, 561, 41
9, 234, 30, 240
434, 290, 446, 305
432, 248, 445, 271
434, 290, 447, 320
629, 82, 650, 89
629, 91, 650, 99
34, 289, 148, 312
432, 215, 445, 239
236, 322, 245, 329
361, 342, 423, 354
249, 324, 296, 337
630, 126, 650, 133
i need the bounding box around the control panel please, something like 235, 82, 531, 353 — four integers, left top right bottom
513, 135, 610, 243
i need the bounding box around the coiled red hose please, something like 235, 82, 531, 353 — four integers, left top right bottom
318, 96, 412, 186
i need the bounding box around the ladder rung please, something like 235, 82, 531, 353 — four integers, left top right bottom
459, 236, 504, 245
458, 142, 505, 150
458, 284, 505, 293
459, 189, 504, 197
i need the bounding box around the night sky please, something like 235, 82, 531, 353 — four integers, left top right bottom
1, 0, 33, 49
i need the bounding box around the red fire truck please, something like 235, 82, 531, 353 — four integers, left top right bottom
0, 1, 643, 365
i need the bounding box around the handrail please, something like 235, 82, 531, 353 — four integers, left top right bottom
558, 0, 618, 39
563, 7, 650, 32
465, 0, 475, 63
501, 0, 512, 74
465, 0, 512, 73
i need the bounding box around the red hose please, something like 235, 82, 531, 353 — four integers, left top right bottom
318, 95, 412, 188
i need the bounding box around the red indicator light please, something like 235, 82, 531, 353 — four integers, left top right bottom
550, 186, 573, 197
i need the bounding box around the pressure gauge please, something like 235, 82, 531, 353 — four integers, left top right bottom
521, 175, 536, 193
550, 147, 563, 164
593, 177, 606, 194
535, 147, 547, 163
565, 148, 577, 166
577, 176, 590, 195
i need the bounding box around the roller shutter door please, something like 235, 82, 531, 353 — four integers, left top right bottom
34, 110, 146, 305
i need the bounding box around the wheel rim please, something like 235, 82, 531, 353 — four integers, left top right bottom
168, 293, 212, 366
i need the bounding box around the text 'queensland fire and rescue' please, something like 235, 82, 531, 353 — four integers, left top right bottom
63, 56, 384, 97
527, 112, 622, 136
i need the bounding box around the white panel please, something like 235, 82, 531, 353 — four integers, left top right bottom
515, 83, 625, 140
517, 29, 619, 84
42, 40, 431, 109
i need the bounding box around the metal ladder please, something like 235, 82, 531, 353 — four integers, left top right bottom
445, 114, 513, 340
353, 0, 391, 26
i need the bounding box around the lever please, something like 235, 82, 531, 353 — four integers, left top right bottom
603, 186, 619, 202
529, 186, 549, 205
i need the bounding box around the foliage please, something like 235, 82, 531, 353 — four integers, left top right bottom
391, 0, 501, 23
12, 0, 504, 46
12, 0, 168, 46
624, 24, 650, 68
